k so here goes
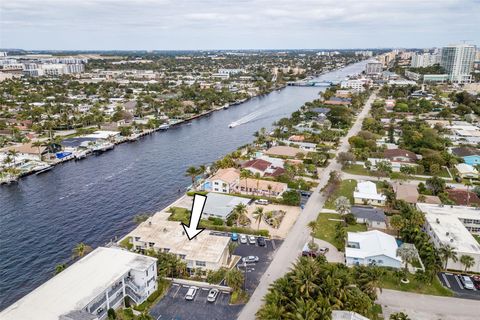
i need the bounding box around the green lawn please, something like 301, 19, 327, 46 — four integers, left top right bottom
324, 179, 357, 210
342, 164, 372, 176
380, 272, 453, 297
314, 212, 367, 250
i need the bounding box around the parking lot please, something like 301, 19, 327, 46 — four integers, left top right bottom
149, 235, 282, 319
438, 272, 480, 300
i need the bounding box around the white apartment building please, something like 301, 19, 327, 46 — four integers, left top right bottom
441, 44, 476, 83
410, 52, 440, 68
0, 247, 157, 320
129, 218, 230, 272
365, 61, 383, 75
340, 79, 366, 92
417, 203, 480, 273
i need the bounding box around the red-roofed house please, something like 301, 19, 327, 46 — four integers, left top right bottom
384, 149, 418, 163
446, 189, 480, 206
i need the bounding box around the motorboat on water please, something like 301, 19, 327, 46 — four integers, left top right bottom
158, 124, 170, 130
35, 164, 53, 175
228, 122, 238, 128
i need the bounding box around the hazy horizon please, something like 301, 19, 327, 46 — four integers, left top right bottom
1, 0, 479, 50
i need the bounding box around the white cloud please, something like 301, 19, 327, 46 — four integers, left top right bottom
0, 0, 479, 49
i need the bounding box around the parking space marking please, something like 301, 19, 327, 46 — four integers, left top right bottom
441, 273, 451, 288
455, 275, 464, 289
172, 285, 181, 298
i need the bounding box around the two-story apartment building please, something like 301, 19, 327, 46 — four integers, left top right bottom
0, 247, 157, 320
206, 168, 240, 194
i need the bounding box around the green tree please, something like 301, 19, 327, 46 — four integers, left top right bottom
390, 312, 411, 320
72, 242, 92, 259
253, 207, 265, 230
459, 255, 475, 272
334, 196, 351, 214
185, 166, 199, 185
438, 244, 458, 270
307, 220, 317, 245
389, 215, 405, 236
225, 268, 244, 291
54, 263, 66, 275
426, 176, 446, 195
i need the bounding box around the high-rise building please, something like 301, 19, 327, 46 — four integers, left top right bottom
365, 61, 383, 75
440, 44, 476, 83
410, 52, 440, 68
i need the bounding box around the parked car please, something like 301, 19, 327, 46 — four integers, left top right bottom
248, 235, 256, 244
207, 288, 219, 302
240, 234, 248, 244
96, 308, 104, 315
472, 275, 480, 289
318, 247, 329, 254
242, 255, 259, 263
460, 275, 475, 290
257, 236, 266, 246
231, 233, 238, 241
255, 199, 269, 205
185, 286, 199, 300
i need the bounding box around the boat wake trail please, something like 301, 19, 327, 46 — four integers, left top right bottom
229, 108, 269, 128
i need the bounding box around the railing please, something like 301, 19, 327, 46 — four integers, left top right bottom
125, 286, 145, 304
125, 278, 144, 292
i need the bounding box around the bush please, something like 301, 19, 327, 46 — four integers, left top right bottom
206, 268, 227, 284
344, 213, 357, 225
282, 190, 300, 206
208, 216, 224, 226
107, 308, 116, 319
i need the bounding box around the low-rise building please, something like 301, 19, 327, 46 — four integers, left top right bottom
455, 163, 479, 179
345, 230, 402, 268
384, 149, 417, 163
206, 168, 240, 194
0, 247, 157, 320
417, 203, 480, 272
236, 178, 287, 197
353, 181, 386, 206
393, 183, 441, 205
203, 192, 251, 220
129, 218, 230, 272
451, 146, 480, 166
351, 206, 387, 229
265, 145, 305, 158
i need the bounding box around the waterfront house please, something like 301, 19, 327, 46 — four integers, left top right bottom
265, 145, 306, 158
451, 146, 480, 166
129, 218, 230, 272
0, 247, 157, 320
455, 163, 479, 179
203, 193, 251, 220
353, 181, 387, 206
350, 206, 387, 230
236, 178, 287, 197
345, 230, 402, 268
206, 168, 240, 194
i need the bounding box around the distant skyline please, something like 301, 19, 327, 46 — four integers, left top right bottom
1, 0, 479, 50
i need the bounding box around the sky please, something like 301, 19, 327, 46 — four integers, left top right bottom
1, 0, 479, 50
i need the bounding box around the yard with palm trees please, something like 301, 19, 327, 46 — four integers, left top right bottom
313, 212, 367, 250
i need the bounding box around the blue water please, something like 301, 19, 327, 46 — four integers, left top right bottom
0, 61, 368, 309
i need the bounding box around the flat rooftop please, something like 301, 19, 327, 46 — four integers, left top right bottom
418, 204, 480, 255
203, 193, 251, 219
0, 247, 156, 320
129, 216, 230, 264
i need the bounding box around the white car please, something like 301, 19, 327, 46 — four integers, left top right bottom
255, 199, 269, 205
185, 286, 198, 300
461, 276, 475, 290
242, 255, 259, 263
248, 235, 256, 244
207, 288, 219, 302
240, 234, 248, 244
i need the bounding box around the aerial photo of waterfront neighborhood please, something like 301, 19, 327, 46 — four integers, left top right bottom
1, 1, 480, 320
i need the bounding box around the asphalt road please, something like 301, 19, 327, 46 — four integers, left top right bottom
378, 289, 479, 320
237, 91, 378, 319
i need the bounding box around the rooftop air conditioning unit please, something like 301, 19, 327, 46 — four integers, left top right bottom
436, 218, 440, 224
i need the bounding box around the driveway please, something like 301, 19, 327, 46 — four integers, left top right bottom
238, 91, 378, 319
313, 239, 344, 264
378, 289, 479, 320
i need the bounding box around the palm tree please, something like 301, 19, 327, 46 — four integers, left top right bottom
438, 244, 458, 270
233, 203, 248, 226
254, 172, 261, 195
185, 166, 199, 185
137, 311, 153, 320
228, 242, 238, 264
334, 196, 351, 215
253, 207, 265, 230
54, 263, 66, 275
390, 312, 411, 320
267, 184, 272, 197
240, 169, 252, 194
389, 215, 404, 237
307, 220, 317, 244
465, 180, 473, 206
460, 255, 475, 272
225, 268, 244, 291
7, 150, 18, 166
72, 242, 92, 259
396, 244, 417, 275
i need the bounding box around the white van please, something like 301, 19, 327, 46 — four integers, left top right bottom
255, 199, 269, 205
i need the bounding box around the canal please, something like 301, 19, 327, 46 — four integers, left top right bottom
0, 61, 367, 309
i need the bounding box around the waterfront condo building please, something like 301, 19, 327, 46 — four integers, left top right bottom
440, 44, 476, 83
0, 247, 157, 320
128, 217, 231, 273
365, 61, 383, 75
417, 203, 480, 273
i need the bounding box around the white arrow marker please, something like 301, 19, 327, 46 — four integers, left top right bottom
181, 193, 207, 240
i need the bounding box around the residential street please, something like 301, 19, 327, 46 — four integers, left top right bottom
238, 91, 378, 319
378, 289, 479, 320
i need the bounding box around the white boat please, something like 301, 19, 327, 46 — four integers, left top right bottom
228, 122, 238, 128
223, 103, 230, 109
35, 165, 53, 175
74, 150, 89, 160
159, 124, 170, 130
